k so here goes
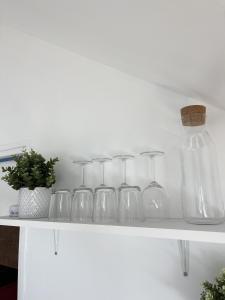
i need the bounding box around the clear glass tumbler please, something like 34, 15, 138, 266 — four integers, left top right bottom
49, 189, 71, 222
71, 160, 94, 223
114, 154, 142, 225
93, 157, 117, 224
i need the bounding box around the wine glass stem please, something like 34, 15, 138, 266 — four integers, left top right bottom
122, 159, 127, 185
100, 162, 105, 186
81, 164, 85, 187
149, 156, 156, 183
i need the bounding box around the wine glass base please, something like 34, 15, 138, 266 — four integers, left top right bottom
94, 186, 116, 192
118, 185, 141, 192
73, 187, 93, 192
49, 218, 71, 222
144, 217, 168, 224
94, 219, 118, 225
184, 217, 225, 225
119, 218, 144, 226
71, 218, 93, 224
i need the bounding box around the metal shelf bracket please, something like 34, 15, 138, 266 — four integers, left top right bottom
53, 229, 60, 255
178, 240, 190, 276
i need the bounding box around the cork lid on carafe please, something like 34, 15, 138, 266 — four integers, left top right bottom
180, 105, 206, 126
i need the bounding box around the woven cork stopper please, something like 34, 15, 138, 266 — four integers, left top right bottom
181, 105, 206, 126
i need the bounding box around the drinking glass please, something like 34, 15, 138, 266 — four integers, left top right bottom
71, 160, 94, 223
93, 157, 117, 224
114, 154, 142, 225
140, 151, 168, 221
49, 189, 71, 222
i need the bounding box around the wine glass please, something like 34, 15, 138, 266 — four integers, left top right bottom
49, 189, 71, 222
71, 160, 94, 223
140, 151, 168, 221
93, 157, 117, 224
114, 154, 142, 225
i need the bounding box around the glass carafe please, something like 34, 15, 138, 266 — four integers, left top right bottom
181, 105, 224, 225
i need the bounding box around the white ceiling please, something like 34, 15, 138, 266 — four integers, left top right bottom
1, 0, 225, 108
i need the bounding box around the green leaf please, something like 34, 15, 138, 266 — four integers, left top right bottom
1, 149, 58, 190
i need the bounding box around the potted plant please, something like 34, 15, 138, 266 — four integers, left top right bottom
2, 149, 58, 218
201, 268, 225, 299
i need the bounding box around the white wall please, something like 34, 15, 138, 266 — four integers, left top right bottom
1, 26, 225, 300
0, 26, 188, 217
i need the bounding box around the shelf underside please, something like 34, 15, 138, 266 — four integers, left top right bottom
1, 217, 225, 244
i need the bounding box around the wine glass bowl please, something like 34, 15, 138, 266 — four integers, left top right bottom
49, 189, 71, 222
72, 187, 94, 223
118, 185, 142, 224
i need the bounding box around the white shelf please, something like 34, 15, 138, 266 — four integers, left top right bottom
1, 216, 225, 244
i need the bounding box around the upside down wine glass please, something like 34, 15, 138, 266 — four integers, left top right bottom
49, 189, 71, 222
140, 151, 168, 221
114, 155, 142, 224
71, 160, 94, 223
93, 157, 117, 224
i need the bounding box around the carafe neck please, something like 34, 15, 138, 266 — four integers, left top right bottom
183, 125, 206, 135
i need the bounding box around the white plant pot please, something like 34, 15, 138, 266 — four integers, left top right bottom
18, 187, 51, 219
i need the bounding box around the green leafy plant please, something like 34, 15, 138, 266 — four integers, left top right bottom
201, 269, 225, 300
2, 149, 59, 190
